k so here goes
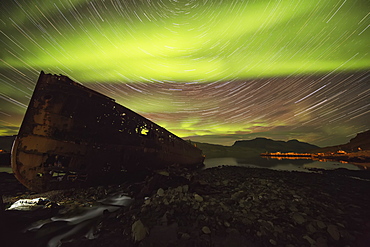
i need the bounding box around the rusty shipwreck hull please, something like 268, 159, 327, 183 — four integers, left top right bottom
11, 71, 204, 192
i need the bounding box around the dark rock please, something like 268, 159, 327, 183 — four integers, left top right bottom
194, 194, 203, 202
202, 226, 211, 234
327, 224, 340, 241
292, 212, 306, 225
157, 188, 165, 197
2, 165, 370, 247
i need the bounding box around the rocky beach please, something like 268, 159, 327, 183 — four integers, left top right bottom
1, 165, 370, 247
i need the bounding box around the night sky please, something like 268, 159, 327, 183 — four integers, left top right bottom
0, 0, 369, 147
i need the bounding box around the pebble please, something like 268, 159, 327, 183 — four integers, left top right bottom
327, 224, 340, 241
292, 212, 306, 224
269, 239, 277, 245
157, 188, 165, 197
306, 223, 317, 233
181, 233, 190, 240
182, 185, 189, 193
316, 220, 326, 229
131, 220, 147, 242
202, 226, 211, 234
303, 235, 316, 245
194, 194, 204, 202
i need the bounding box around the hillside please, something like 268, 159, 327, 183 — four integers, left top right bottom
312, 130, 370, 153
194, 142, 261, 159
233, 138, 319, 153
196, 138, 319, 158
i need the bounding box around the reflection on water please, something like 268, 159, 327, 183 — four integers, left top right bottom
1, 157, 364, 174
204, 156, 362, 172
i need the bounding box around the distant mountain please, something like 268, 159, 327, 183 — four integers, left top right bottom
348, 130, 370, 150
312, 130, 370, 153
233, 138, 319, 153
195, 138, 319, 158
194, 142, 261, 159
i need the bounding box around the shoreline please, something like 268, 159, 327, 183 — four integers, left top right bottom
1, 166, 370, 246
260, 150, 370, 164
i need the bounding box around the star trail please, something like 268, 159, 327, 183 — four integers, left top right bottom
0, 0, 369, 147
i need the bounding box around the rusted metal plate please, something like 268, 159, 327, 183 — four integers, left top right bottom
12, 71, 204, 192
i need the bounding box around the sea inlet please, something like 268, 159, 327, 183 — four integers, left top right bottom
204, 155, 366, 172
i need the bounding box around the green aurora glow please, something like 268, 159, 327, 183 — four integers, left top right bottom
0, 0, 369, 147
1, 0, 369, 82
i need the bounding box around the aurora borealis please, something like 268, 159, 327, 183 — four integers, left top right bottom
0, 0, 369, 147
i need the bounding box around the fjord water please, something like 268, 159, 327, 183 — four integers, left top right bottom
204, 155, 362, 172
0, 157, 363, 174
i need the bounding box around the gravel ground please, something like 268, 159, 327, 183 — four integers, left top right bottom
1, 166, 370, 247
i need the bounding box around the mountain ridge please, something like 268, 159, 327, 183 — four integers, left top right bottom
312, 130, 370, 153
195, 137, 319, 158
232, 137, 319, 153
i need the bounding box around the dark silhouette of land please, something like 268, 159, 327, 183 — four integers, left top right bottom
312, 130, 370, 153
195, 138, 319, 159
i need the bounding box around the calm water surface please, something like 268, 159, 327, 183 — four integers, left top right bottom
0, 157, 364, 174
204, 156, 363, 172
